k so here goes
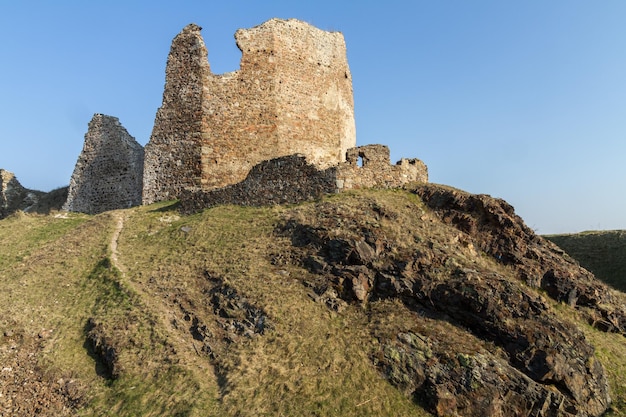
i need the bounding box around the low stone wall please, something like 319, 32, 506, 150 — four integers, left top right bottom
179, 154, 336, 213
336, 144, 428, 190
179, 145, 428, 213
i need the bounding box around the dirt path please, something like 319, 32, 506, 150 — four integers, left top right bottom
110, 211, 126, 274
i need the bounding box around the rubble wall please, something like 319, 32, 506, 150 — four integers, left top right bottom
143, 24, 210, 204
335, 145, 428, 190
179, 146, 428, 213
144, 19, 356, 203
63, 114, 144, 214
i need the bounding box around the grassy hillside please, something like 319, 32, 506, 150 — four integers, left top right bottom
2, 190, 626, 416
0, 196, 424, 416
546, 230, 626, 292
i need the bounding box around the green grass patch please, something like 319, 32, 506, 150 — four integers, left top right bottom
546, 230, 626, 291
0, 211, 88, 268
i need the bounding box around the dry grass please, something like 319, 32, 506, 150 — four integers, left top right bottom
114, 198, 423, 416
2, 189, 626, 416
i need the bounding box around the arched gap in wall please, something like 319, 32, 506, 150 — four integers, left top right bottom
357, 156, 364, 168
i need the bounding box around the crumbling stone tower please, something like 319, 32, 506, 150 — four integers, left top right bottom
143, 18, 356, 204
63, 114, 144, 214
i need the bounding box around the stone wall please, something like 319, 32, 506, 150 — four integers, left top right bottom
144, 18, 356, 204
179, 154, 336, 213
142, 24, 209, 204
179, 146, 428, 213
0, 170, 67, 218
1, 170, 32, 218
335, 145, 428, 190
63, 114, 144, 214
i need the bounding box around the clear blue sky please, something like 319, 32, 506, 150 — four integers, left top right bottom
1, 1, 625, 234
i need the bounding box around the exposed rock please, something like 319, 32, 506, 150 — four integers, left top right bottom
63, 114, 144, 214
174, 272, 271, 359
0, 328, 85, 416
277, 190, 613, 416
0, 169, 34, 218
0, 169, 67, 219
84, 318, 121, 380
208, 278, 271, 341
377, 331, 585, 417
412, 183, 626, 335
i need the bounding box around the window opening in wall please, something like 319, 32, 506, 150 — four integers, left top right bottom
357, 156, 364, 167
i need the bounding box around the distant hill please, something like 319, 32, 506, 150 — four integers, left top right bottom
546, 230, 626, 292
2, 186, 626, 416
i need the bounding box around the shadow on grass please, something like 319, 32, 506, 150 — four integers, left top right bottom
83, 319, 115, 381
149, 200, 181, 213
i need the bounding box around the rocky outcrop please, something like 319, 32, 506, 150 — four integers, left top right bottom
277, 187, 615, 416
0, 170, 67, 219
1, 169, 34, 218
63, 114, 144, 215
0, 328, 84, 416
412, 183, 626, 335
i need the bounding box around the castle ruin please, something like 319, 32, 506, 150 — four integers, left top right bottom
143, 19, 356, 204
63, 114, 144, 214
57, 18, 427, 215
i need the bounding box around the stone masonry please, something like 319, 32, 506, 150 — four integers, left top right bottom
336, 144, 428, 190
63, 114, 144, 214
0, 170, 68, 218
31, 18, 427, 216
143, 18, 356, 204
179, 145, 428, 213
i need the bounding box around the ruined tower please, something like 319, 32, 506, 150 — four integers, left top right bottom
63, 114, 144, 214
143, 18, 356, 204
